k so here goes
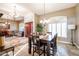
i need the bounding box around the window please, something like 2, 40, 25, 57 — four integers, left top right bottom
48, 24, 52, 32
19, 23, 24, 31
57, 23, 62, 37
48, 22, 67, 38
61, 23, 67, 37
52, 24, 57, 37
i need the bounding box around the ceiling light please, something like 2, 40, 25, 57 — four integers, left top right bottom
40, 1, 48, 25
40, 20, 43, 23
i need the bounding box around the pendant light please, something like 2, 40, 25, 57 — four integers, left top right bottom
10, 4, 16, 24
40, 0, 48, 25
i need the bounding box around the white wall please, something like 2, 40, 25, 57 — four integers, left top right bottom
75, 4, 79, 46
67, 15, 76, 43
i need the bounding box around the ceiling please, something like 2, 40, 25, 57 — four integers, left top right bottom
0, 3, 77, 20
0, 3, 32, 21
20, 3, 77, 15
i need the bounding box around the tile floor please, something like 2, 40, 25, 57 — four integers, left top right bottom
2, 37, 79, 56
15, 42, 79, 56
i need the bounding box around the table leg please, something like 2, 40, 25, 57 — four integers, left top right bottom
47, 42, 50, 56
28, 37, 31, 54
43, 44, 45, 56
13, 47, 14, 56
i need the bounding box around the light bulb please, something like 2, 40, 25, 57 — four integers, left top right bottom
8, 23, 10, 24
5, 22, 8, 24
40, 20, 43, 23
2, 24, 6, 26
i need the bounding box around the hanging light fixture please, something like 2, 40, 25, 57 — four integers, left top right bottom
5, 4, 17, 25
40, 0, 48, 25
2, 4, 16, 30
5, 14, 10, 25
4, 13, 10, 29
5, 4, 17, 29
13, 4, 16, 22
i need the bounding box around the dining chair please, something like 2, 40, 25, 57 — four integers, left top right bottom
32, 36, 44, 56
47, 34, 57, 56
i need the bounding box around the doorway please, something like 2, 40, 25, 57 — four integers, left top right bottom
25, 22, 33, 37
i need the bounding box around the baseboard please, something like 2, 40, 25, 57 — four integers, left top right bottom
58, 41, 72, 44
58, 41, 79, 49
74, 43, 79, 49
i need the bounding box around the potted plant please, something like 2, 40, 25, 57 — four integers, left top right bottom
36, 23, 43, 34
0, 32, 5, 47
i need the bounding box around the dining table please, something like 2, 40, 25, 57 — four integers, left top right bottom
28, 34, 54, 56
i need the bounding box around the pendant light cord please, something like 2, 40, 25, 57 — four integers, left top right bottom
13, 5, 16, 22
44, 0, 45, 19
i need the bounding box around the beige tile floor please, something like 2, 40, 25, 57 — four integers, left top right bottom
15, 42, 79, 56
1, 37, 28, 56
2, 37, 79, 56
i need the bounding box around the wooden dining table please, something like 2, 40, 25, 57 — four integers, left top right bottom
28, 34, 54, 56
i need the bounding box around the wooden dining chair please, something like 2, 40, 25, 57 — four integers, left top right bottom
32, 36, 44, 56
47, 34, 57, 56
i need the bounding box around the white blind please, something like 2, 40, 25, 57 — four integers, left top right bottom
48, 22, 67, 38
